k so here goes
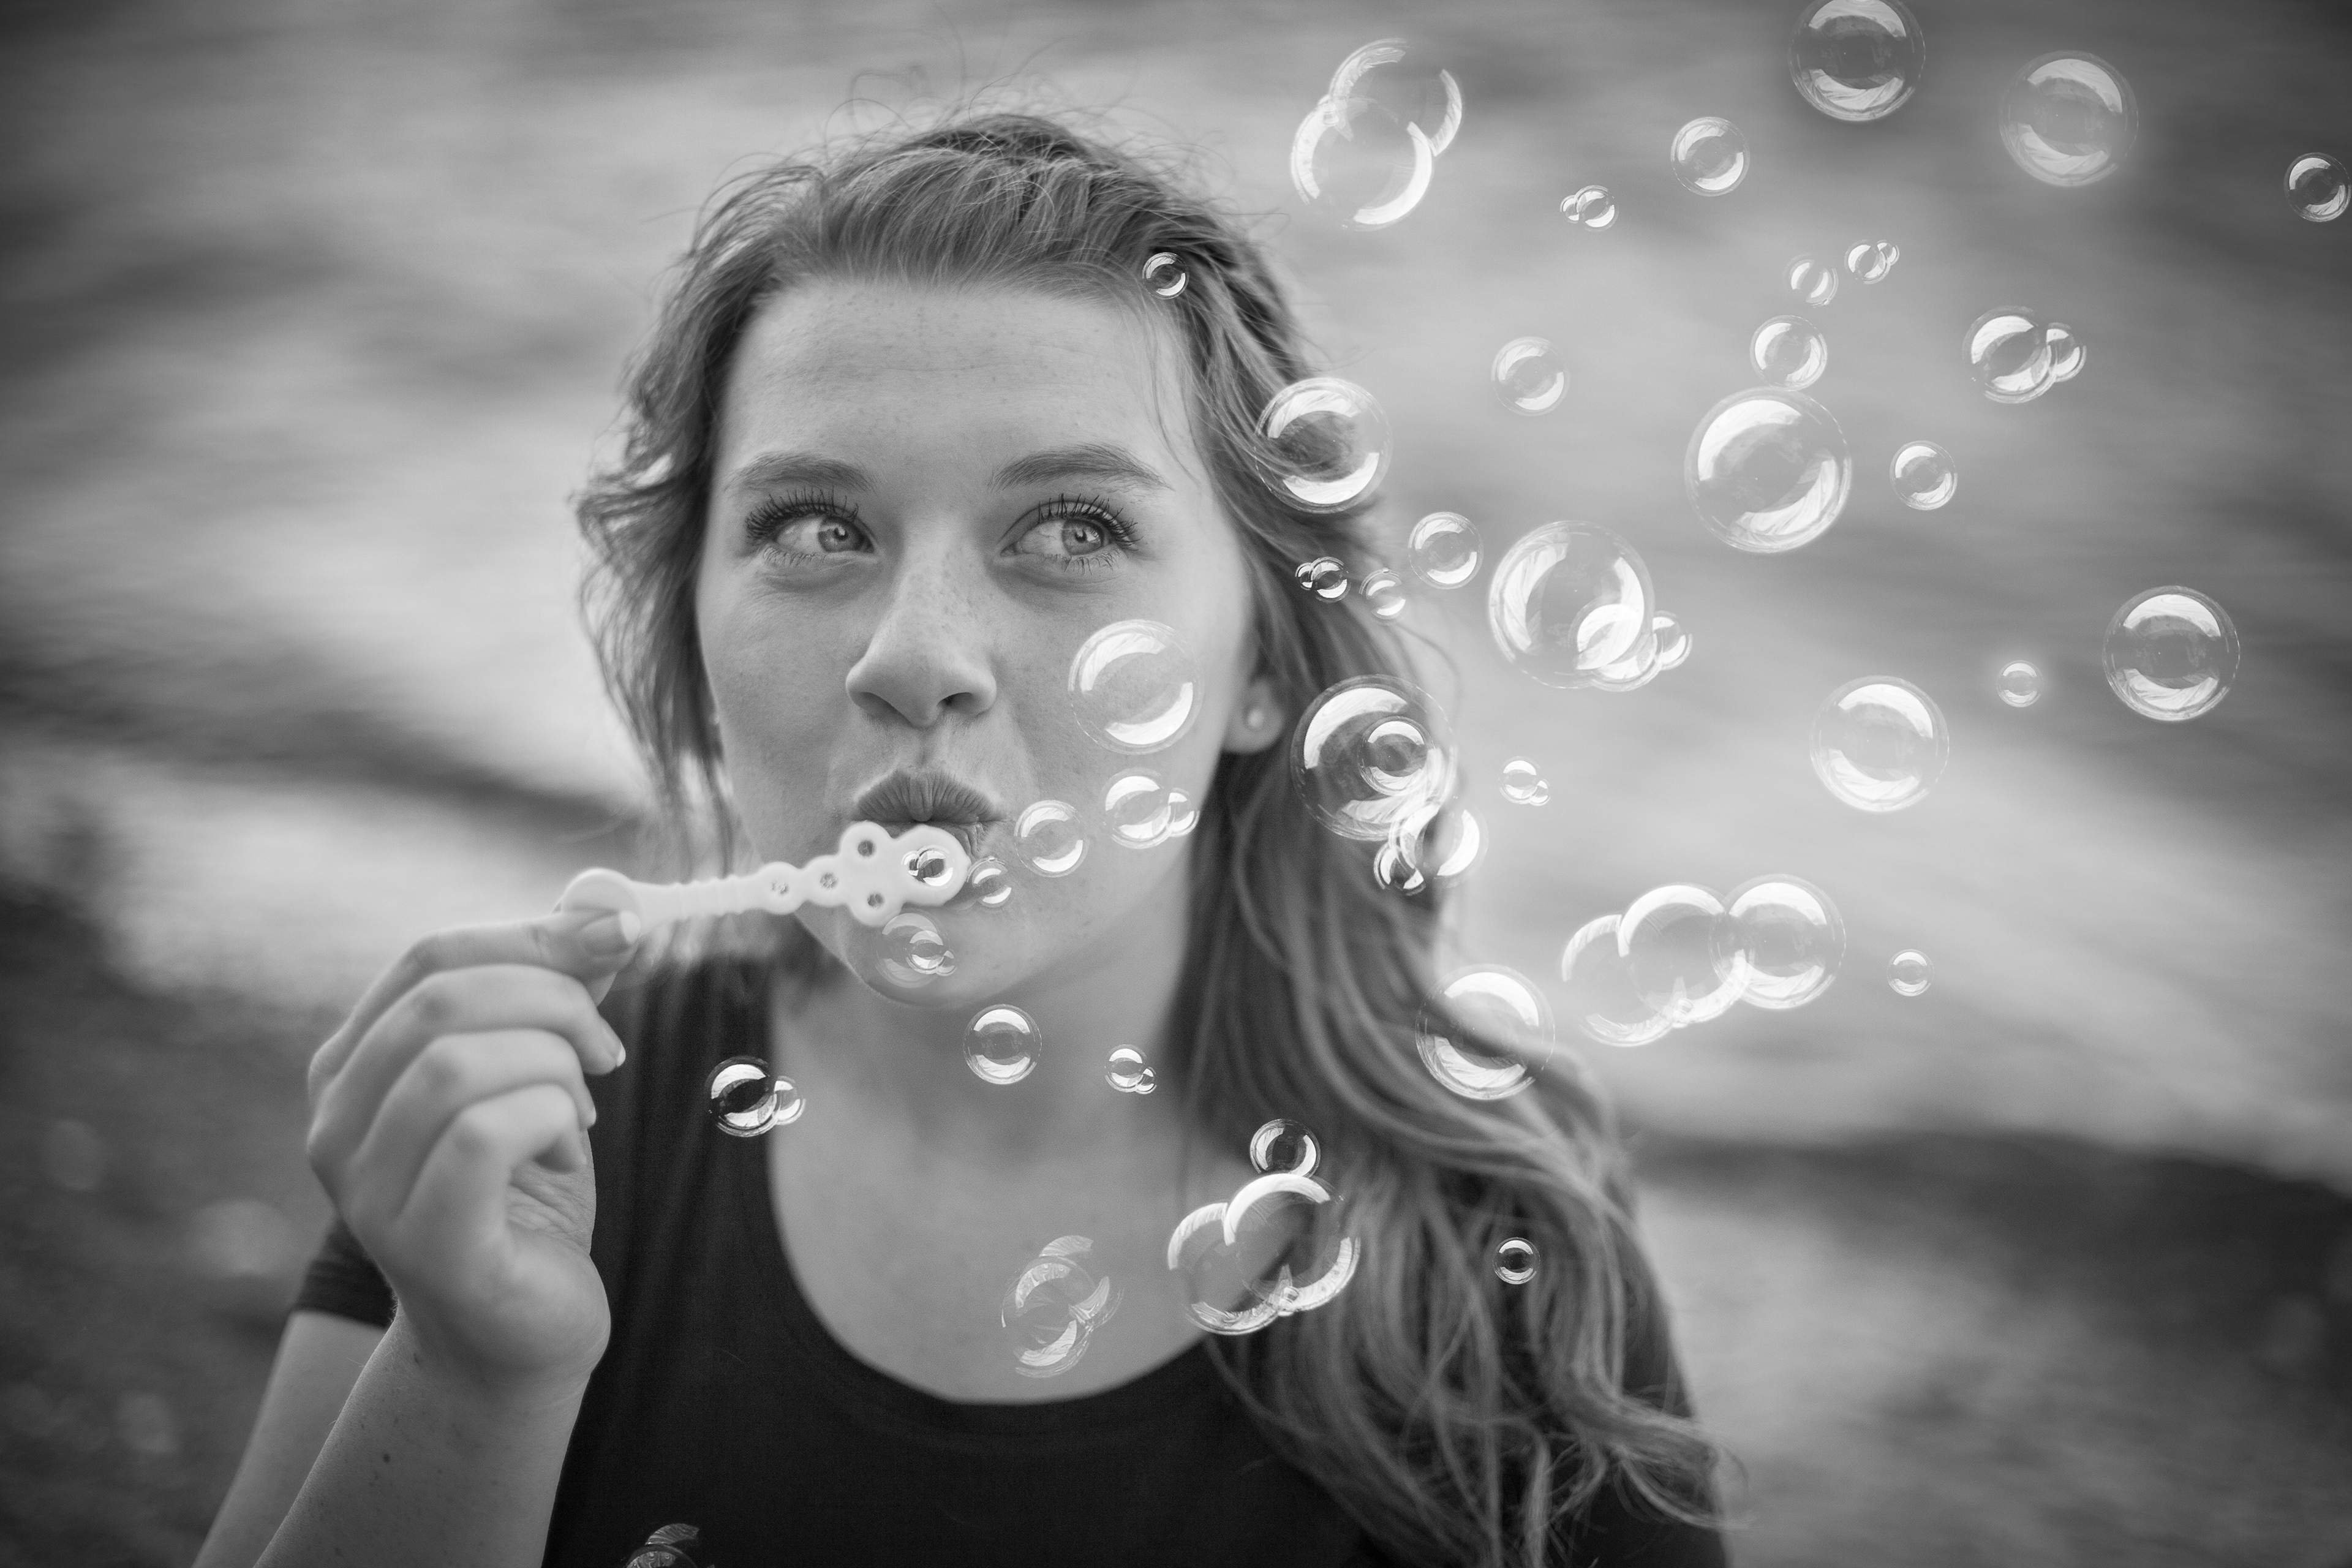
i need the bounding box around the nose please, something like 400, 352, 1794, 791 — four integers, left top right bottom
843, 544, 998, 729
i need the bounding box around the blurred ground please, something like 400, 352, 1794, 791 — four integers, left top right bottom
3, 0, 2351, 1562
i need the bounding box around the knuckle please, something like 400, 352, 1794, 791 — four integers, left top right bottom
412, 1036, 470, 1099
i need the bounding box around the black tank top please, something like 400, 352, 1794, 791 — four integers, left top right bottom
293, 957, 1725, 1567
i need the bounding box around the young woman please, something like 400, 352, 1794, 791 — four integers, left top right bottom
195, 111, 1729, 1568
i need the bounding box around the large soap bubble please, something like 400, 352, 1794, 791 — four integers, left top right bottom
1618, 885, 1743, 1028
1291, 96, 1434, 231
1890, 440, 1957, 509
1407, 511, 1482, 588
2103, 587, 2239, 722
1291, 675, 1456, 842
1685, 388, 1853, 553
1559, 914, 1671, 1048
1415, 966, 1555, 1100
1714, 875, 1844, 1011
1068, 619, 1200, 753
1810, 677, 1950, 812
2000, 53, 2137, 188
1487, 522, 1659, 688
1327, 38, 1462, 155
1751, 316, 1827, 390
1259, 377, 1391, 511
1492, 337, 1568, 414
1789, 0, 1925, 123
1964, 309, 2056, 404
1670, 117, 1749, 195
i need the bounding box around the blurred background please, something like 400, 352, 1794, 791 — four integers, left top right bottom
3, 0, 2350, 1562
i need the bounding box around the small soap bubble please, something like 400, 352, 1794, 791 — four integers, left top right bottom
1106, 1046, 1157, 1095
1291, 94, 1434, 232
1495, 1237, 1539, 1286
1001, 1235, 1121, 1379
1811, 677, 1950, 812
1163, 787, 1199, 840
1714, 875, 1844, 1011
948, 856, 1013, 913
1493, 336, 1568, 415
1887, 949, 1932, 997
1789, 0, 1925, 123
1670, 116, 1749, 195
1407, 512, 1482, 589
2103, 587, 2239, 722
1014, 800, 1087, 877
1651, 611, 1692, 671
1068, 619, 1200, 754
1964, 308, 2055, 404
1750, 315, 1828, 390
707, 1057, 804, 1137
878, 910, 955, 987
1295, 556, 1351, 601
2001, 53, 2136, 187
1684, 388, 1853, 554
1844, 241, 1900, 283
1499, 758, 1549, 807
1259, 377, 1391, 511
1618, 884, 1744, 1027
1378, 802, 1486, 892
1327, 37, 1464, 156
1998, 661, 2041, 708
1561, 184, 1617, 229
1291, 675, 1456, 843
2286, 153, 2350, 222
1415, 965, 1555, 1100
1487, 521, 1659, 687
964, 1005, 1041, 1085
1140, 251, 1188, 298
2042, 322, 2087, 384
1890, 440, 1957, 510
1786, 255, 1839, 309
1250, 1118, 1321, 1177
1103, 769, 1180, 850
1360, 567, 1409, 620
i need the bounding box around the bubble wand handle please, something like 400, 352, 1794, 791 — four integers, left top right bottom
555, 821, 971, 931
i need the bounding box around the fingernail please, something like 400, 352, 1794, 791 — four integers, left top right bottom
582, 910, 643, 954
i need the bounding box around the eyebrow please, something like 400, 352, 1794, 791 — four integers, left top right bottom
724, 441, 1170, 499
725, 451, 872, 494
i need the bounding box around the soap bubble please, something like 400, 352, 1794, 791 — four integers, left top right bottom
1250, 1118, 1321, 1177
1291, 95, 1433, 231
1619, 884, 1744, 1027
1559, 914, 1671, 1047
878, 911, 955, 987
1375, 801, 1487, 892
947, 856, 1013, 913
1260, 377, 1390, 511
1965, 308, 2054, 404
1407, 511, 1482, 588
1103, 769, 1181, 850
2000, 53, 2136, 187
1068, 619, 1200, 753
1685, 388, 1853, 553
1998, 661, 2041, 708
1670, 116, 1749, 195
1295, 556, 1350, 601
1887, 949, 1932, 997
1487, 521, 1659, 687
1001, 1235, 1121, 1378
1291, 675, 1456, 842
1789, 0, 1925, 123
1141, 252, 1188, 298
1014, 799, 1087, 876
706, 1057, 804, 1138
1496, 1237, 1539, 1285
1751, 315, 1828, 390
2286, 153, 2350, 222
1222, 1171, 1359, 1313
1651, 611, 1692, 671
1811, 677, 1950, 812
1561, 184, 1617, 228
2043, 322, 2087, 384
1327, 37, 1464, 156
1844, 241, 1900, 283
2104, 587, 2239, 722
1786, 255, 1839, 309
964, 1005, 1041, 1085
1714, 875, 1844, 1011
1586, 631, 1664, 693
1360, 568, 1408, 620
1415, 965, 1555, 1100
1499, 758, 1549, 806
1106, 1046, 1157, 1095
1169, 1202, 1280, 1336
1493, 336, 1568, 415
1890, 440, 1957, 510
1163, 788, 1199, 840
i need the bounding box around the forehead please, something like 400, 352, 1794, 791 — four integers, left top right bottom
718, 279, 1194, 469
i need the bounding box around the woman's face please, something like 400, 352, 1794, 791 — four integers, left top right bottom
695, 278, 1276, 1003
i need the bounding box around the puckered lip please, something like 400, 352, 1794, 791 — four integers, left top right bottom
850, 767, 1006, 856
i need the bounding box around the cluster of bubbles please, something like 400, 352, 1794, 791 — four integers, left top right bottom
1499, 757, 1550, 807
1289, 675, 1482, 894
1965, 307, 2089, 404
704, 1055, 807, 1139
1105, 1045, 1156, 1095
1559, 185, 1616, 230
1167, 1118, 1358, 1335
1000, 1234, 1123, 1379
1561, 876, 1845, 1047
1289, 39, 1461, 231
1811, 676, 1951, 812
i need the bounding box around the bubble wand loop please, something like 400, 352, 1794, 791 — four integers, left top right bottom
555, 822, 972, 930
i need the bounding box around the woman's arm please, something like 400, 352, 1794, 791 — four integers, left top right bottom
193, 1311, 384, 1568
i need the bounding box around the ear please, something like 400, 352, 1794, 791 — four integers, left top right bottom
1222, 676, 1287, 755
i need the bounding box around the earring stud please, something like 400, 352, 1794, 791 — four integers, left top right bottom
1243, 704, 1270, 729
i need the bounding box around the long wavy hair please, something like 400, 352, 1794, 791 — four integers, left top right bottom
573, 106, 1726, 1566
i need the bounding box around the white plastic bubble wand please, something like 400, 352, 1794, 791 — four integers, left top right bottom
556, 821, 973, 930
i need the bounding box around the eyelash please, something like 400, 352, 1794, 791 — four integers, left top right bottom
741, 489, 1140, 572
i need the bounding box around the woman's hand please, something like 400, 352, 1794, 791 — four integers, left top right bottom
305, 909, 641, 1400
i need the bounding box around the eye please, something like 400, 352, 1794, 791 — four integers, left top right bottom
1011, 498, 1136, 572
744, 494, 872, 563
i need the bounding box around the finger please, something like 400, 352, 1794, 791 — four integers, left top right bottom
392, 1082, 584, 1273
349, 1029, 596, 1213
312, 908, 641, 1092
311, 965, 622, 1191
